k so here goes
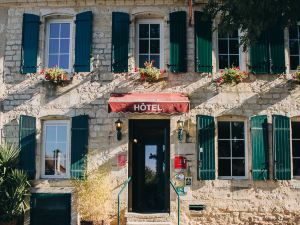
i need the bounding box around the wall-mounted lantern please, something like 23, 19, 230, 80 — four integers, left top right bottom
177, 120, 184, 142
115, 119, 123, 141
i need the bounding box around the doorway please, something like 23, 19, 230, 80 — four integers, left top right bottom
129, 120, 170, 213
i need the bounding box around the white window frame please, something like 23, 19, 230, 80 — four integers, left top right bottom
217, 119, 248, 180
45, 19, 73, 72
216, 28, 246, 71
41, 120, 71, 179
291, 120, 300, 179
287, 23, 300, 72
136, 19, 164, 69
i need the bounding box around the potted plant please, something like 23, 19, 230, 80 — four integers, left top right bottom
40, 66, 71, 86
214, 66, 248, 86
134, 60, 166, 82
0, 143, 30, 225
292, 66, 300, 83
73, 157, 114, 225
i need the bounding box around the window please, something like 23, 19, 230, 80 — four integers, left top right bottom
136, 19, 163, 69
218, 121, 246, 179
42, 121, 70, 178
46, 20, 72, 71
218, 30, 239, 69
292, 122, 300, 177
289, 26, 300, 70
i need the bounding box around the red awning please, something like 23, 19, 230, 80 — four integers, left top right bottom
108, 93, 189, 114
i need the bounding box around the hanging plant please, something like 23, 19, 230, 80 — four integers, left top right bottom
214, 67, 249, 86
134, 60, 166, 82
40, 66, 71, 86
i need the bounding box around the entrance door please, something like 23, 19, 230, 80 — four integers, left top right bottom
129, 120, 170, 213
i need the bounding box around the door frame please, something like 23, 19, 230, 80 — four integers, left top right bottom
128, 119, 170, 213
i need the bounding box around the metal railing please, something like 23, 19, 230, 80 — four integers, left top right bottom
118, 176, 132, 225
170, 180, 180, 225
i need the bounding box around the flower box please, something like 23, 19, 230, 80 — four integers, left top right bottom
215, 67, 248, 86
134, 60, 166, 82
40, 67, 72, 86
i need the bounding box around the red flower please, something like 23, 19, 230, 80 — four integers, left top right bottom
160, 68, 166, 74
134, 67, 139, 72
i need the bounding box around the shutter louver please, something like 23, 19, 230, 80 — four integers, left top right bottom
250, 33, 269, 74
111, 12, 130, 73
251, 115, 269, 180
197, 115, 215, 180
74, 11, 93, 72
194, 11, 212, 73
169, 11, 187, 73
71, 115, 89, 179
270, 27, 286, 74
19, 115, 36, 179
273, 115, 291, 180
21, 14, 40, 74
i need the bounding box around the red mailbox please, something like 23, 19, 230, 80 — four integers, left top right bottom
174, 155, 187, 170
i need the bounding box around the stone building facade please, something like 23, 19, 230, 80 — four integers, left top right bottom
0, 0, 300, 225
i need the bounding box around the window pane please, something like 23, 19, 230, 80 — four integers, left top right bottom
229, 40, 239, 54
45, 143, 56, 158
218, 122, 230, 139
289, 40, 299, 55
57, 126, 67, 142
292, 140, 300, 157
290, 56, 299, 70
289, 26, 299, 39
229, 30, 238, 38
59, 55, 69, 69
150, 40, 160, 54
50, 23, 59, 38
229, 55, 239, 67
57, 158, 67, 175
218, 30, 226, 38
218, 40, 228, 54
219, 55, 228, 69
60, 23, 70, 38
232, 159, 245, 176
56, 143, 67, 157
139, 24, 149, 38
218, 140, 230, 157
231, 122, 244, 139
218, 159, 231, 176
232, 140, 245, 157
150, 55, 160, 68
292, 122, 300, 139
49, 55, 59, 68
293, 159, 300, 176
139, 40, 149, 54
60, 39, 70, 54
49, 39, 59, 54
46, 126, 56, 141
45, 158, 55, 175
150, 24, 160, 38
139, 55, 149, 67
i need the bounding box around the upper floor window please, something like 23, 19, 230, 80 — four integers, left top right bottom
46, 20, 72, 71
136, 19, 164, 69
292, 122, 300, 177
218, 30, 240, 69
42, 120, 70, 178
289, 26, 300, 70
218, 121, 246, 179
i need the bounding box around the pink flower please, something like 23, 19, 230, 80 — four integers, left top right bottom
134, 67, 139, 72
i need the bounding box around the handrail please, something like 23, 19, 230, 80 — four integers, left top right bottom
170, 180, 180, 225
118, 176, 132, 225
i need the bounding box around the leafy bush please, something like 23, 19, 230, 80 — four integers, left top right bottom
0, 143, 30, 223
215, 67, 248, 86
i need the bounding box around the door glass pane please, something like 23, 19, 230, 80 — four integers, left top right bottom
45, 143, 56, 157
218, 159, 231, 176
139, 24, 149, 38
150, 24, 160, 38
45, 158, 55, 175
231, 122, 244, 139
232, 159, 245, 176
145, 145, 157, 184
232, 140, 245, 157
218, 122, 230, 139
57, 126, 67, 142
218, 140, 230, 157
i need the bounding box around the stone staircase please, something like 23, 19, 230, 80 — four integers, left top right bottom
126, 212, 172, 225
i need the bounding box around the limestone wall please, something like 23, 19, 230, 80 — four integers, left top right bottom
0, 1, 299, 225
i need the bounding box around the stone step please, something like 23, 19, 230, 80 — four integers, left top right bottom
126, 212, 171, 223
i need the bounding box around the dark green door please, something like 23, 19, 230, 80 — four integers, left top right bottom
130, 120, 170, 213
30, 193, 71, 225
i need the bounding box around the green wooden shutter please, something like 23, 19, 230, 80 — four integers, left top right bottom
270, 27, 285, 74
71, 115, 89, 179
169, 11, 187, 73
273, 115, 291, 180
74, 11, 93, 72
250, 33, 269, 74
19, 115, 36, 179
21, 14, 40, 74
197, 115, 215, 180
194, 11, 212, 73
251, 115, 269, 180
111, 12, 130, 73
